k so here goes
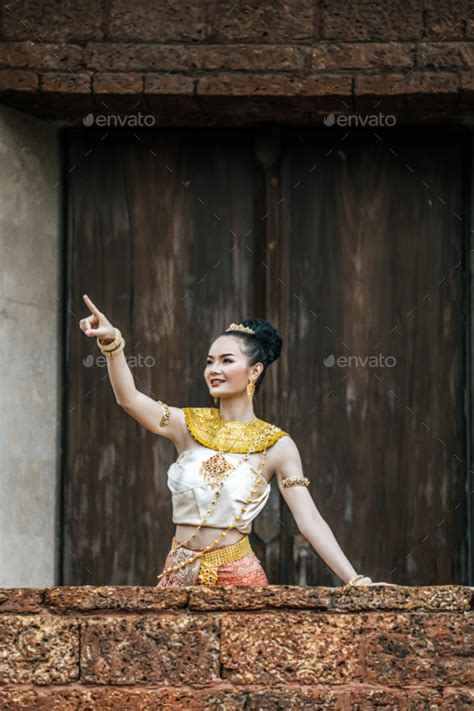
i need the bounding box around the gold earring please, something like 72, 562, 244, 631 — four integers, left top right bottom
246, 381, 255, 401
214, 396, 219, 404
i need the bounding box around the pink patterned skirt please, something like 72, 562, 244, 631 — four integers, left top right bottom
156, 535, 269, 587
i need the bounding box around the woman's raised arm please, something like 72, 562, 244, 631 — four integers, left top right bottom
79, 293, 185, 444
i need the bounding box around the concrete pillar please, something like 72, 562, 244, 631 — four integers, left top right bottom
0, 105, 61, 586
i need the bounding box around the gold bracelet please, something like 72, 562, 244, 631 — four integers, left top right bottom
346, 574, 365, 585
157, 400, 170, 427
103, 339, 125, 358
104, 336, 124, 352
281, 476, 310, 487
97, 328, 122, 351
98, 328, 122, 352
344, 574, 372, 586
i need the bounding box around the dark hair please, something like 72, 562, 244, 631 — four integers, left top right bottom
219, 318, 283, 397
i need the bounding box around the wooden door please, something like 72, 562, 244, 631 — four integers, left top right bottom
63, 128, 258, 584
63, 126, 470, 586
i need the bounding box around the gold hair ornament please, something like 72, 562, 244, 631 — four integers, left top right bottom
225, 322, 255, 335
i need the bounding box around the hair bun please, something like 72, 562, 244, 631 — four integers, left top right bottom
243, 318, 282, 365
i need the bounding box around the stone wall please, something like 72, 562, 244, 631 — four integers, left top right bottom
0, 585, 472, 708
0, 1, 472, 124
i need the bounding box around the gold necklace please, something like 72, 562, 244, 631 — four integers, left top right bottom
199, 415, 258, 488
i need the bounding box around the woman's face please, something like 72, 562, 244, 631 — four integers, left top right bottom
204, 335, 261, 399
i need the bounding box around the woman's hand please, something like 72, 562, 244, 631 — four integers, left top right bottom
79, 294, 116, 343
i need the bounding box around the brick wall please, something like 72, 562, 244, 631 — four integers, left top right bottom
0, 1, 472, 124
0, 585, 472, 708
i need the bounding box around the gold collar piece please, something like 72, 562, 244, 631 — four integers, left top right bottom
182, 407, 288, 453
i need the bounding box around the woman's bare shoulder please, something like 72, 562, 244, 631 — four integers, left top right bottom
266, 434, 298, 463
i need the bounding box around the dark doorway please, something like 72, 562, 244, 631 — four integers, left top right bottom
63, 126, 470, 586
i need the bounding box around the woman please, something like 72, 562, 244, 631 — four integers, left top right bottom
79, 293, 394, 588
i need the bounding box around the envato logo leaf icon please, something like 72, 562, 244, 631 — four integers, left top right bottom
323, 354, 335, 367
82, 113, 94, 126
323, 113, 336, 126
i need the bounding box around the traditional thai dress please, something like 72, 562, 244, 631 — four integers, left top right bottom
156, 407, 289, 587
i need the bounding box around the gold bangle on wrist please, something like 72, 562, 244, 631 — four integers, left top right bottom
104, 339, 125, 357
355, 577, 373, 585
97, 328, 126, 358
344, 574, 372, 587
98, 328, 121, 352
347, 574, 365, 585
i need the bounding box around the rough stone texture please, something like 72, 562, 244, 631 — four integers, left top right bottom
81, 614, 220, 685
0, 69, 38, 91
2, 0, 105, 42
0, 585, 472, 709
187, 582, 474, 611
0, 615, 80, 684
0, 685, 473, 709
0, 588, 43, 613
425, 0, 474, 40
355, 71, 460, 95
0, 0, 471, 124
37, 582, 473, 613
196, 73, 353, 97
143, 74, 195, 95
320, 0, 424, 40
221, 611, 363, 684
107, 0, 315, 43
45, 584, 190, 612
312, 42, 416, 70
40, 72, 92, 94
92, 72, 143, 94
85, 43, 310, 73
0, 42, 84, 69
417, 41, 474, 69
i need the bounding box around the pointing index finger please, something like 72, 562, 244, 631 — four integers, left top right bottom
83, 293, 101, 317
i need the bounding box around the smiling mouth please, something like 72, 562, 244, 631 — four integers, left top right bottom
210, 380, 224, 385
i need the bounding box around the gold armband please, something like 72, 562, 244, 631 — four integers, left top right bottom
157, 400, 170, 427
281, 476, 310, 488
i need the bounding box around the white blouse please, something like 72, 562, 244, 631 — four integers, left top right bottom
166, 446, 271, 535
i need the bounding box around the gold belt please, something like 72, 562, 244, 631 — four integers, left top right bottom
171, 535, 252, 586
